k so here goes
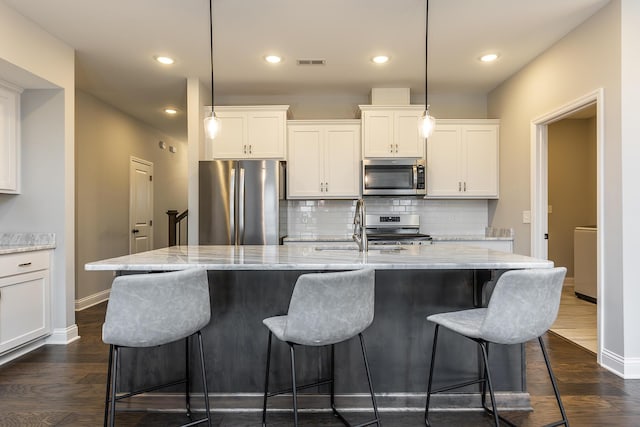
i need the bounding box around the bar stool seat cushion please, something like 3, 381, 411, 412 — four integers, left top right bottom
102, 269, 211, 348
427, 268, 566, 345
263, 269, 375, 346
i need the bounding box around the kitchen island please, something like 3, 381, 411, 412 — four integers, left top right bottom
86, 245, 552, 412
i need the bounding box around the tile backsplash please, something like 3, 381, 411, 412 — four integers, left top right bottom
286, 198, 488, 238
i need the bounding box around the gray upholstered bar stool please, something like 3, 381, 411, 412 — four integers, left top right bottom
424, 267, 569, 427
102, 268, 212, 427
261, 268, 381, 427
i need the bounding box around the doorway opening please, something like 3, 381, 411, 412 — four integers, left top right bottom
531, 89, 603, 361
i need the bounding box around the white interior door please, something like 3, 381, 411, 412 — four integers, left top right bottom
129, 157, 153, 254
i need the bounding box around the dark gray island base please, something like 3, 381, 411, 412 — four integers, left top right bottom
86, 245, 553, 412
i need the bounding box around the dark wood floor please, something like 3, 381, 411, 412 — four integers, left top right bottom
1, 302, 639, 426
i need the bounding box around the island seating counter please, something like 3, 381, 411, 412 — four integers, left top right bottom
86, 244, 553, 413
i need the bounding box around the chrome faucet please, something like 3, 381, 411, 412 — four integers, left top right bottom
353, 198, 368, 252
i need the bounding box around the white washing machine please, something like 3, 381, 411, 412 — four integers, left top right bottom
574, 226, 597, 302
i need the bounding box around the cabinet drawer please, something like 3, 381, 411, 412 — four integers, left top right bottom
0, 251, 50, 278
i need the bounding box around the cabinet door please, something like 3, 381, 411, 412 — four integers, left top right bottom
0, 85, 20, 194
394, 110, 424, 158
247, 111, 286, 159
324, 125, 361, 198
426, 125, 462, 196
362, 111, 394, 157
0, 270, 51, 354
287, 126, 324, 198
210, 111, 247, 159
463, 125, 499, 198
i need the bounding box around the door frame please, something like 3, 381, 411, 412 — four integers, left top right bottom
129, 156, 154, 254
530, 88, 604, 360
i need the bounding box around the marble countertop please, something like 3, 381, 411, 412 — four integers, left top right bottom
283, 234, 514, 243
85, 244, 551, 271
0, 232, 56, 255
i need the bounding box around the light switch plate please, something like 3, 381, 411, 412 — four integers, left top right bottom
522, 210, 531, 224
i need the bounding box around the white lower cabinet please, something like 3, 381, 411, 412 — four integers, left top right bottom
0, 251, 51, 355
287, 120, 361, 199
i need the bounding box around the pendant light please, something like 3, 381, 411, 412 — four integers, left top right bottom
419, 0, 436, 138
204, 0, 221, 139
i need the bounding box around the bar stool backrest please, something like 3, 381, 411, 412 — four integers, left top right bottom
102, 268, 211, 347
480, 267, 567, 345
282, 268, 375, 346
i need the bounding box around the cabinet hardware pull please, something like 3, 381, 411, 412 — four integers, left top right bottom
464, 182, 467, 192
458, 182, 462, 192
390, 144, 393, 153
249, 144, 252, 154
18, 262, 32, 267
325, 182, 328, 191
395, 144, 398, 153
243, 145, 247, 154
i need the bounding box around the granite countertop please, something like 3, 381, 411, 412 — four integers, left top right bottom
85, 244, 551, 272
0, 232, 56, 255
283, 234, 514, 243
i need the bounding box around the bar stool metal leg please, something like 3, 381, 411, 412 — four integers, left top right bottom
108, 345, 119, 427
538, 337, 570, 427
479, 342, 500, 426
359, 333, 382, 426
289, 344, 299, 427
104, 344, 113, 427
197, 331, 212, 427
424, 324, 439, 427
185, 338, 191, 419
262, 331, 273, 427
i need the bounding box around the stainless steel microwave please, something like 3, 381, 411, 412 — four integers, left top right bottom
362, 159, 426, 196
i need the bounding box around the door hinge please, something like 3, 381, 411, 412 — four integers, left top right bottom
544, 233, 549, 240
149, 220, 153, 226
149, 175, 153, 181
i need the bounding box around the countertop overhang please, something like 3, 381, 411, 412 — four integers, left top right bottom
85, 244, 552, 271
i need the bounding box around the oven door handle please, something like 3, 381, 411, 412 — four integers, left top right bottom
413, 164, 418, 189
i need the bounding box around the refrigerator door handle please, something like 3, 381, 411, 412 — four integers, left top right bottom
230, 167, 236, 244
238, 167, 245, 243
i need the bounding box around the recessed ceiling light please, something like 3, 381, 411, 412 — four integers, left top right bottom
479, 53, 499, 63
164, 107, 178, 115
265, 55, 282, 64
372, 55, 390, 64
155, 56, 175, 65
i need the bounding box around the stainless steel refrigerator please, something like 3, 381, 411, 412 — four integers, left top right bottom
199, 160, 286, 245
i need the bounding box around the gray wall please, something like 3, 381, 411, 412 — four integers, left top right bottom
75, 91, 188, 302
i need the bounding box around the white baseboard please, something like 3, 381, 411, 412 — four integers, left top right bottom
46, 324, 80, 345
75, 289, 110, 311
601, 348, 640, 379
0, 338, 47, 366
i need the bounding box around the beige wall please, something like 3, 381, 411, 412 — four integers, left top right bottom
487, 0, 635, 369
548, 118, 597, 276
76, 91, 188, 301
215, 92, 488, 120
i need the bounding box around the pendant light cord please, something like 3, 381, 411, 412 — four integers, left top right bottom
425, 0, 429, 109
209, 0, 215, 108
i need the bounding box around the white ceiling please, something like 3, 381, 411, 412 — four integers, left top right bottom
3, 0, 609, 140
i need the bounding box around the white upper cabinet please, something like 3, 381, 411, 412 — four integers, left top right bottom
287, 120, 361, 199
426, 119, 499, 198
0, 81, 22, 194
360, 105, 424, 158
208, 106, 288, 160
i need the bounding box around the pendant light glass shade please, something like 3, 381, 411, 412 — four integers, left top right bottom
419, 107, 436, 138
204, 110, 221, 139
204, 0, 219, 140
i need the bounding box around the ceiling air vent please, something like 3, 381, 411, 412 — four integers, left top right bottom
297, 59, 326, 66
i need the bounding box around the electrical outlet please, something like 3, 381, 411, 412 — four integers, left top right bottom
522, 210, 531, 224
548, 205, 553, 214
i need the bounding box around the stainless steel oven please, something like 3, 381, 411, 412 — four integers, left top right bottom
362, 159, 426, 196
